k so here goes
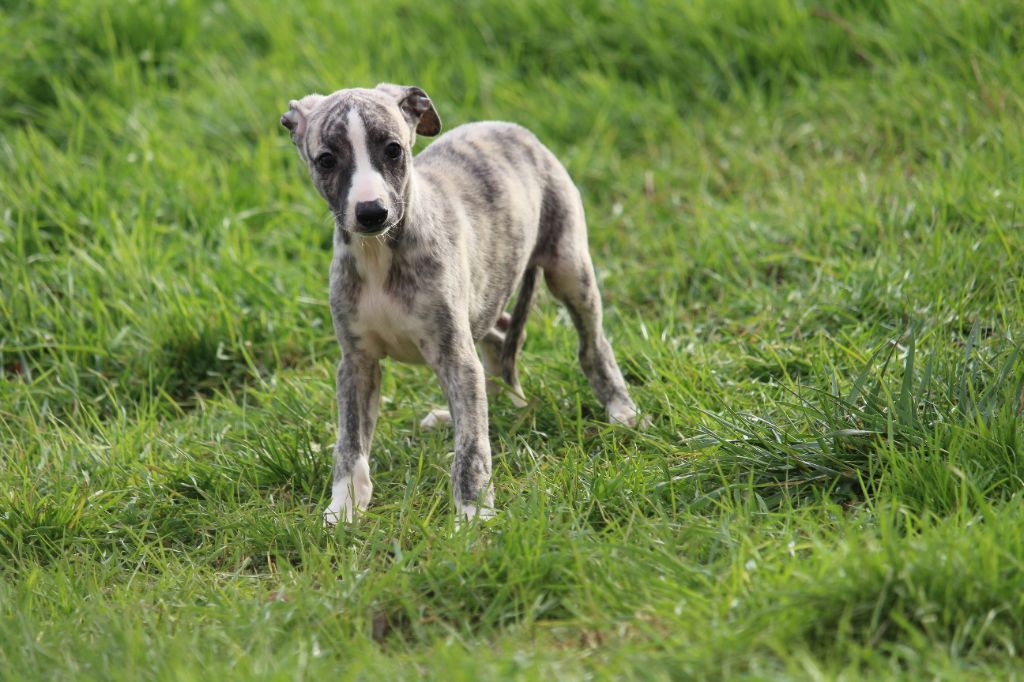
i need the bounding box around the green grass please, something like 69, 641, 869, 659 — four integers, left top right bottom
2, 0, 1023, 678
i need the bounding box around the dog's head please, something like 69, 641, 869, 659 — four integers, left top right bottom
281, 84, 441, 238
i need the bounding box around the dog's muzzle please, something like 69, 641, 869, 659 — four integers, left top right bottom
355, 200, 388, 233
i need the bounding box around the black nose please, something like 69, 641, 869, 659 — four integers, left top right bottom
355, 201, 388, 230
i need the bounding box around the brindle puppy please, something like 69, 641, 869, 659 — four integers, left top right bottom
281, 84, 640, 523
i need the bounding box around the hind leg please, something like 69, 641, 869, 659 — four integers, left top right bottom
419, 407, 452, 430
422, 313, 525, 431
480, 312, 528, 407
544, 254, 639, 426
480, 313, 510, 398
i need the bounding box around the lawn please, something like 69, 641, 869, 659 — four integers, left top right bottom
2, 0, 1023, 678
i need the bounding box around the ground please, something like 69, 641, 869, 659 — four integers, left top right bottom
2, 1, 1023, 679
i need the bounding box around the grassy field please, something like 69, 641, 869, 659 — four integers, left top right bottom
2, 0, 1023, 678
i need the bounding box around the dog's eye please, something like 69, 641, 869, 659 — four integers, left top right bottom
316, 152, 337, 171
384, 142, 403, 160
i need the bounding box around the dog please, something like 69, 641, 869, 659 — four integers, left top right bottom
281, 83, 640, 524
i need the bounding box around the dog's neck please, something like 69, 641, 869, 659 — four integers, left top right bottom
336, 170, 423, 282
344, 233, 392, 284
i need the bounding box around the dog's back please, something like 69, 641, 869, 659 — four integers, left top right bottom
415, 121, 586, 332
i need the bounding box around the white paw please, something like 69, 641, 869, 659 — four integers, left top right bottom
323, 459, 372, 526
459, 502, 496, 520
608, 401, 647, 428
455, 501, 496, 528
507, 386, 528, 408
455, 484, 496, 526
419, 408, 452, 430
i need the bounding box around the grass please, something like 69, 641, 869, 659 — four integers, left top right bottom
2, 0, 1023, 678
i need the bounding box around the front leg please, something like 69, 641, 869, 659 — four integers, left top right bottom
421, 324, 494, 520
324, 353, 381, 525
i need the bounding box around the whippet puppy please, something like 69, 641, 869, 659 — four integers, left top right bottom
281, 84, 640, 524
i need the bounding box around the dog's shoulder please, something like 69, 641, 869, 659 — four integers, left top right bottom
416, 120, 552, 172
438, 119, 537, 141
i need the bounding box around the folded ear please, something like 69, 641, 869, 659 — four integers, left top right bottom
375, 83, 442, 138
280, 94, 324, 146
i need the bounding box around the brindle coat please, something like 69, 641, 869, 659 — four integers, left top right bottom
281, 84, 639, 523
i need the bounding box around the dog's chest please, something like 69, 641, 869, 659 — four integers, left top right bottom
347, 248, 426, 364
352, 290, 426, 363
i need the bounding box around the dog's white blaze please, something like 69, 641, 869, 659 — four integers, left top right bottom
324, 457, 372, 525
346, 109, 386, 211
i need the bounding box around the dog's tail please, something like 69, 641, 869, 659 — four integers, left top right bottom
500, 265, 540, 404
